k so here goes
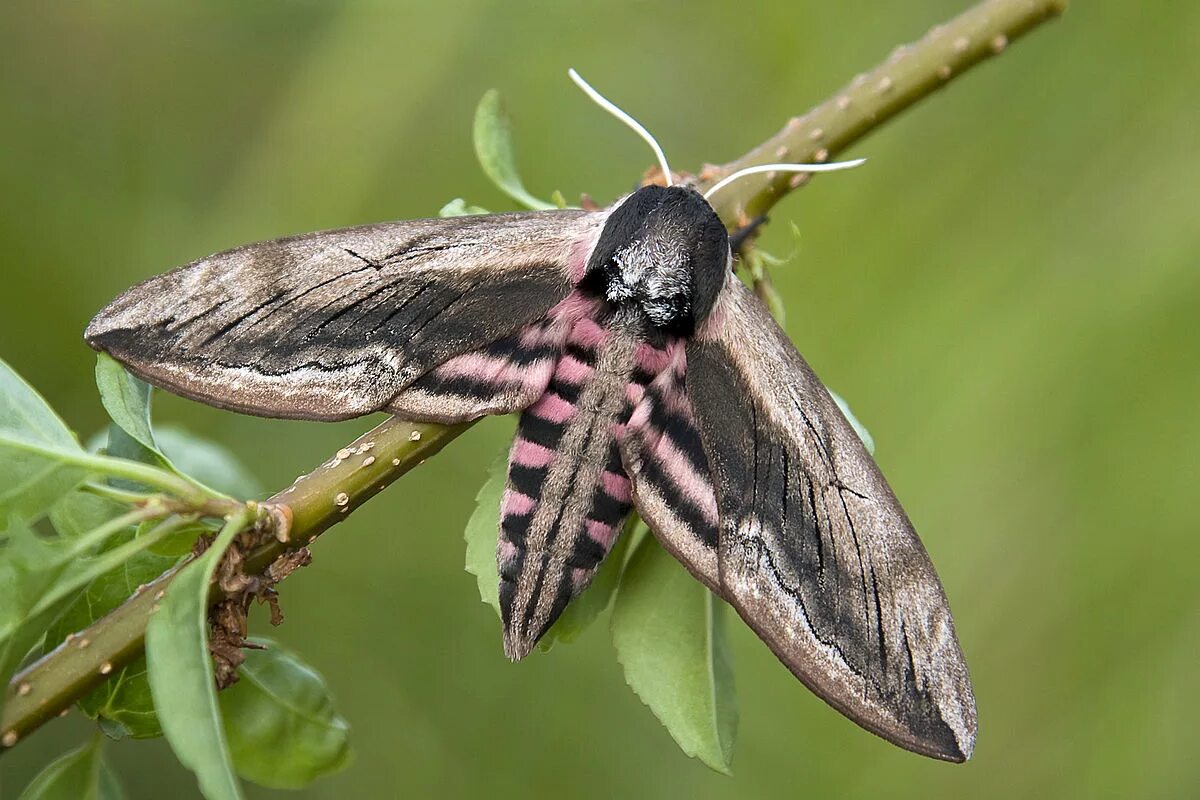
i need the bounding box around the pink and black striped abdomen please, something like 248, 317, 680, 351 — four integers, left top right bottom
498, 316, 644, 659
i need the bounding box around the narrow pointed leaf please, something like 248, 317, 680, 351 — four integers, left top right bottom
0, 358, 87, 524
473, 90, 555, 211
95, 354, 162, 467
611, 535, 737, 774
828, 390, 875, 454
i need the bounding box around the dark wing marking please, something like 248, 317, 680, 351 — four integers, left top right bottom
388, 316, 563, 423
617, 342, 721, 592
86, 210, 606, 421
686, 276, 977, 762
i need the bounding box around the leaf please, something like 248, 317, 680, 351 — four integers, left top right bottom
95, 359, 250, 500
219, 638, 352, 789
45, 527, 183, 739
98, 759, 128, 800
463, 453, 507, 615
0, 518, 79, 702
828, 390, 875, 454
611, 534, 737, 774
154, 426, 264, 499
4, 512, 182, 717
438, 198, 491, 218
4, 511, 181, 658
16, 736, 119, 800
94, 355, 162, 467
0, 357, 88, 524
48, 491, 128, 540
473, 89, 555, 211
146, 511, 250, 800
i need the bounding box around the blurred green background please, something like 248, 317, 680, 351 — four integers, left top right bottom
2, 1, 1198, 797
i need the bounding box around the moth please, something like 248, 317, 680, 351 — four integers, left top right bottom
85, 71, 976, 762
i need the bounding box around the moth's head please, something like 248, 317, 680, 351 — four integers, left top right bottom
583, 184, 729, 335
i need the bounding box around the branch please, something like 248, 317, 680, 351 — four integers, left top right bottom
1, 0, 1064, 751
701, 0, 1066, 223
1, 418, 469, 748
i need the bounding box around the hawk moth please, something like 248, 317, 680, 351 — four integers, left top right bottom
84, 76, 975, 762
85, 182, 976, 761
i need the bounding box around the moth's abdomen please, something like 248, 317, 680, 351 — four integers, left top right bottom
498, 316, 640, 659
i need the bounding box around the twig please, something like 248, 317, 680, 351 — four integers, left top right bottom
1, 418, 468, 748
0, 0, 1064, 751
700, 0, 1067, 223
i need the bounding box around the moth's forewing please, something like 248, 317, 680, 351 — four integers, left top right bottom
679, 276, 977, 761
86, 210, 606, 422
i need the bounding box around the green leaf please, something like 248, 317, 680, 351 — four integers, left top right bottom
3, 511, 183, 717
473, 89, 555, 211
464, 451, 633, 648
0, 518, 79, 700
438, 198, 491, 218
611, 534, 737, 774
550, 189, 568, 209
95, 359, 248, 500
828, 390, 875, 455
98, 759, 128, 800
95, 355, 162, 467
154, 426, 263, 499
146, 510, 250, 800
0, 357, 88, 524
17, 735, 122, 800
219, 638, 352, 789
4, 511, 181, 660
48, 491, 128, 540
463, 453, 507, 615
45, 526, 184, 738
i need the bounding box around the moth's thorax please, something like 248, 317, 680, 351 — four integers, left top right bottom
582, 185, 729, 336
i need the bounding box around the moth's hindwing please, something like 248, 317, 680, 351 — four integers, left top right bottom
617, 342, 720, 590
680, 275, 977, 761
85, 209, 606, 421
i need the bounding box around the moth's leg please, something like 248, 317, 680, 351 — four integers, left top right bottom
729, 214, 769, 259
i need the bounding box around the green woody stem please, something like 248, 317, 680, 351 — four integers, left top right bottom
702, 0, 1067, 224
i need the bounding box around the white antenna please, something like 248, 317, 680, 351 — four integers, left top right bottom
702, 159, 867, 200
568, 68, 674, 186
